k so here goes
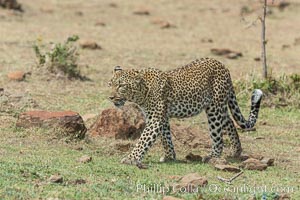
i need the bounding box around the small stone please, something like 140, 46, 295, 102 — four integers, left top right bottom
48, 174, 63, 183
7, 71, 26, 81
211, 48, 242, 59
185, 152, 202, 162
201, 38, 213, 43
78, 155, 92, 163
80, 41, 101, 50
133, 8, 150, 15
254, 57, 261, 61
163, 196, 184, 200
94, 21, 106, 26
260, 157, 274, 166
215, 164, 241, 173
108, 3, 117, 8
74, 11, 83, 16
241, 158, 268, 171
295, 147, 300, 152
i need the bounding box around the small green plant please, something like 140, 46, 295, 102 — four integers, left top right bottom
33, 35, 84, 80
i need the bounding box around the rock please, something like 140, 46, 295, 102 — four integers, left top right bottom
211, 48, 242, 59
241, 158, 268, 171
7, 71, 26, 81
133, 8, 150, 15
48, 174, 63, 183
78, 155, 92, 163
94, 21, 106, 26
254, 57, 261, 61
163, 196, 183, 200
74, 11, 83, 16
215, 164, 241, 173
260, 157, 274, 166
185, 153, 202, 162
173, 173, 208, 193
0, 0, 23, 11
16, 110, 87, 139
201, 38, 213, 43
80, 41, 101, 50
108, 3, 117, 8
294, 37, 300, 46
151, 19, 175, 29
90, 104, 145, 139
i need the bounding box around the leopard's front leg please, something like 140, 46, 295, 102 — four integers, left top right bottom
121, 120, 162, 165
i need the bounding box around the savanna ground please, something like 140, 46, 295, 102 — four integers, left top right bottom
0, 0, 300, 199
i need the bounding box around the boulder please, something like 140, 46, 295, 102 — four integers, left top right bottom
90, 104, 145, 139
16, 110, 87, 139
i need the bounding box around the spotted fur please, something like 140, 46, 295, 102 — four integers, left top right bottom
108, 58, 263, 165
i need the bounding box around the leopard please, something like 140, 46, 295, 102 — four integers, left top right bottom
108, 58, 263, 166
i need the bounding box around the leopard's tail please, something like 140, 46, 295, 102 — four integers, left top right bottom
228, 83, 263, 130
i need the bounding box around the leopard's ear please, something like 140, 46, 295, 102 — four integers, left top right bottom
114, 66, 122, 73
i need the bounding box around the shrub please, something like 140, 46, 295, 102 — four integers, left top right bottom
33, 35, 85, 80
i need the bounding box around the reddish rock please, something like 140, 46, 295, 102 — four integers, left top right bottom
215, 164, 241, 173
173, 173, 208, 193
80, 41, 101, 50
16, 110, 87, 139
241, 158, 268, 171
7, 71, 26, 81
90, 104, 145, 139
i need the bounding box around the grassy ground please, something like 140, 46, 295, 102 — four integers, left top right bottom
0, 0, 300, 199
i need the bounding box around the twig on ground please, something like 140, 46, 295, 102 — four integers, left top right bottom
217, 171, 244, 184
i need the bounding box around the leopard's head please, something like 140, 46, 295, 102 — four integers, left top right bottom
108, 66, 148, 107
